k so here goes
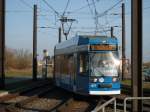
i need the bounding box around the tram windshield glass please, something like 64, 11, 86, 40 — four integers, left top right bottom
90, 51, 120, 76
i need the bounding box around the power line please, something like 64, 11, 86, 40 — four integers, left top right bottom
19, 0, 33, 9
70, 0, 100, 14
92, 0, 97, 12
96, 0, 123, 18
86, 0, 94, 15
42, 0, 60, 17
4, 10, 32, 13
97, 23, 107, 36
62, 0, 71, 16
92, 0, 99, 34
39, 26, 58, 29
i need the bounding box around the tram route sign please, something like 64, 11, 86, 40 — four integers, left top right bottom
90, 45, 117, 51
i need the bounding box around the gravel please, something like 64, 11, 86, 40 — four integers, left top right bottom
23, 98, 61, 111
4, 96, 29, 104
57, 100, 90, 112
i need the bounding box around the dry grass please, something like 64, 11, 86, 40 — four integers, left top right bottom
6, 66, 53, 77
6, 68, 32, 77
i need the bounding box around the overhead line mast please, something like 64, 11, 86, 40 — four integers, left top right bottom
122, 3, 126, 80
0, 0, 5, 89
33, 5, 38, 81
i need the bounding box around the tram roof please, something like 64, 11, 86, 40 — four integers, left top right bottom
55, 35, 118, 50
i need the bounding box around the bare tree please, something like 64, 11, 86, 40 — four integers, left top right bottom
5, 48, 32, 69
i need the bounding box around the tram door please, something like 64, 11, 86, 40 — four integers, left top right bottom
67, 54, 74, 89
76, 53, 89, 93
72, 53, 77, 92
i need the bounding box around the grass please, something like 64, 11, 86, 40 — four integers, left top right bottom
6, 68, 32, 77
121, 79, 150, 89
5, 67, 53, 77
121, 80, 131, 85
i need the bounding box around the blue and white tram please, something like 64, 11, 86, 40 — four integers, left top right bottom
54, 35, 121, 95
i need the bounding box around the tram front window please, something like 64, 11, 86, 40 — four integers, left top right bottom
90, 52, 120, 76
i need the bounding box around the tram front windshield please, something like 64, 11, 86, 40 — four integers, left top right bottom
90, 51, 120, 76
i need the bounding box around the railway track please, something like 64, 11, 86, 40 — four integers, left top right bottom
0, 81, 56, 112
0, 83, 76, 112
49, 95, 98, 112
6, 79, 52, 93
0, 85, 99, 112
1, 82, 149, 112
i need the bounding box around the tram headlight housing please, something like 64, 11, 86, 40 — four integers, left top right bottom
99, 77, 104, 83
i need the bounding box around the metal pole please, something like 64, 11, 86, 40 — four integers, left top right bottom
114, 100, 116, 112
58, 27, 61, 43
53, 47, 56, 82
0, 0, 5, 89
111, 27, 114, 38
122, 3, 126, 80
131, 0, 143, 111
45, 57, 48, 78
33, 5, 37, 81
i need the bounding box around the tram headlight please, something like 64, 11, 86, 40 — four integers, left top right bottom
90, 84, 97, 88
90, 78, 98, 82
112, 58, 120, 66
112, 77, 117, 82
93, 78, 98, 82
99, 77, 104, 83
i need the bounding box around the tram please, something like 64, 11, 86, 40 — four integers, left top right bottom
54, 35, 121, 95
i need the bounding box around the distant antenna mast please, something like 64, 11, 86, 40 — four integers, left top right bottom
59, 16, 76, 40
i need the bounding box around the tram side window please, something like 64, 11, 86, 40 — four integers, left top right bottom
55, 56, 61, 74
79, 53, 88, 74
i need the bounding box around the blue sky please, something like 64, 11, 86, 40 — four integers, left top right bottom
5, 0, 150, 61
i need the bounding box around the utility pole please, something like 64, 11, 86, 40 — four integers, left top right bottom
122, 3, 126, 80
33, 5, 37, 81
131, 0, 143, 111
0, 0, 5, 89
58, 27, 61, 43
111, 27, 114, 38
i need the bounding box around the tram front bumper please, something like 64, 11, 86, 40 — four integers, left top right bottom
89, 90, 120, 95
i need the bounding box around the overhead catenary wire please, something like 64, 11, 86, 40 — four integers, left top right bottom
92, 0, 97, 13
39, 26, 58, 29
19, 0, 33, 9
42, 0, 60, 17
62, 0, 71, 16
86, 0, 94, 15
91, 0, 99, 34
17, 0, 124, 38
5, 10, 32, 13
96, 0, 123, 18
70, 0, 100, 14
